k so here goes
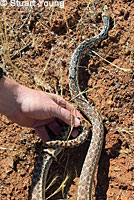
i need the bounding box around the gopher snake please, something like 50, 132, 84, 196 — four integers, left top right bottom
29, 5, 110, 200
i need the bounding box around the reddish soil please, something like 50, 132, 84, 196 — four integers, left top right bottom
0, 0, 134, 200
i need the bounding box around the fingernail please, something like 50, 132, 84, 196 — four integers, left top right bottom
72, 129, 78, 137
74, 117, 80, 127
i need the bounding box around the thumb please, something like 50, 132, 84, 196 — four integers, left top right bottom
51, 104, 80, 127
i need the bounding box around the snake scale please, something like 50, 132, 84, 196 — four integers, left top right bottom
29, 5, 110, 200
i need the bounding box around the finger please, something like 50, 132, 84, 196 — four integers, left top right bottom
35, 126, 50, 143
54, 119, 79, 137
32, 118, 56, 128
56, 95, 82, 118
48, 93, 74, 111
72, 108, 82, 118
47, 120, 61, 135
51, 104, 80, 127
48, 93, 81, 126
71, 128, 79, 137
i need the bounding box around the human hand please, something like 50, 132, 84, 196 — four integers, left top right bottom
8, 83, 81, 142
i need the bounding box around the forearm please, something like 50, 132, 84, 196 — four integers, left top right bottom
0, 76, 20, 117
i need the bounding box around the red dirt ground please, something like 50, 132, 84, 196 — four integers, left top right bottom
0, 0, 134, 200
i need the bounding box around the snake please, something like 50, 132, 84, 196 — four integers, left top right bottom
29, 5, 110, 200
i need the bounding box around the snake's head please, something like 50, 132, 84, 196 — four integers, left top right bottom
103, 5, 108, 12
102, 5, 110, 18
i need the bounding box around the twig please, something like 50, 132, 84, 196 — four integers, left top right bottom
67, 110, 74, 141
10, 41, 32, 60
111, 127, 134, 135
111, 126, 134, 152
18, 9, 32, 30
46, 176, 59, 191
46, 174, 69, 200
35, 45, 56, 88
0, 146, 16, 151
69, 86, 99, 102
116, 189, 122, 200
91, 50, 132, 72
59, 64, 63, 96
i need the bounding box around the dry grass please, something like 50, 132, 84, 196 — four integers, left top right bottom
0, 1, 133, 199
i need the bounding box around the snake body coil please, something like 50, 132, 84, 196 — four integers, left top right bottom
69, 5, 109, 199
29, 5, 110, 200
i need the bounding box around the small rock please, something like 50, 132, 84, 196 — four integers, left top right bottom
8, 157, 14, 168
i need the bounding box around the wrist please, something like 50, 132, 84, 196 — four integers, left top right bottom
0, 76, 21, 117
